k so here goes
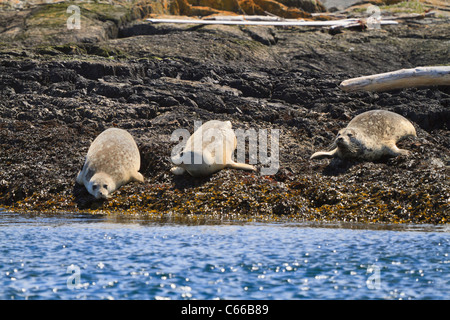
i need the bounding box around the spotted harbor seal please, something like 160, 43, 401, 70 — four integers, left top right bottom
76, 128, 144, 199
310, 110, 417, 161
171, 120, 256, 177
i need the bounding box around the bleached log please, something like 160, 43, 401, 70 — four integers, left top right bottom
146, 18, 398, 27
339, 66, 450, 92
204, 15, 286, 21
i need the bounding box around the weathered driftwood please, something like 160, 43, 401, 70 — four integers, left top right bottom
339, 66, 450, 92
204, 15, 285, 21
146, 17, 398, 28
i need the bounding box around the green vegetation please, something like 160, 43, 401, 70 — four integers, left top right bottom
26, 1, 133, 27
349, 0, 426, 15
27, 3, 69, 28
380, 0, 426, 14
0, 1, 138, 45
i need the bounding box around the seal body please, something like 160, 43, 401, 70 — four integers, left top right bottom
311, 110, 417, 161
171, 120, 256, 177
76, 128, 144, 199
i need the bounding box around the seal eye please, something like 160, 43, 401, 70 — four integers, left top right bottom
92, 185, 98, 190
180, 151, 184, 157
103, 184, 108, 189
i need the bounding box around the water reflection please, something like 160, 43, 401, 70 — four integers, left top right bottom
1, 210, 448, 233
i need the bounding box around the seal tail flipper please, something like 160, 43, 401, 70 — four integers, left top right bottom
170, 166, 186, 175
226, 161, 257, 172
310, 148, 338, 160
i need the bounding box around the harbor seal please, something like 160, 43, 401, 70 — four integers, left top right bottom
76, 128, 144, 199
310, 110, 417, 161
171, 120, 256, 177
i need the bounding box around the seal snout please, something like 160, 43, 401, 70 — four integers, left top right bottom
92, 185, 109, 199
96, 190, 109, 200
89, 177, 112, 200
336, 134, 347, 147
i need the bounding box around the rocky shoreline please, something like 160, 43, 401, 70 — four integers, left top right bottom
0, 3, 449, 224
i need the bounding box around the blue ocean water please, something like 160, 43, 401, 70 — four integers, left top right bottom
0, 211, 448, 300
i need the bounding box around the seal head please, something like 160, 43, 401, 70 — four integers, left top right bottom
334, 128, 368, 159
87, 173, 116, 199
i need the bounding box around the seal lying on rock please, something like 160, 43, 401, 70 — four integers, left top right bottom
76, 128, 144, 199
171, 120, 256, 177
311, 110, 417, 161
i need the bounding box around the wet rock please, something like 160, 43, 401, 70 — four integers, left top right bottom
240, 26, 278, 45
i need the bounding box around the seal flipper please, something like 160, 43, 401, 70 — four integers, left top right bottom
76, 170, 84, 185
226, 161, 256, 172
131, 171, 145, 183
386, 144, 410, 157
310, 148, 338, 160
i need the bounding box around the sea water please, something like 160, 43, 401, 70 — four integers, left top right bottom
0, 211, 448, 300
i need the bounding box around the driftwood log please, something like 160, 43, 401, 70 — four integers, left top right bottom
339, 66, 450, 92
147, 17, 398, 28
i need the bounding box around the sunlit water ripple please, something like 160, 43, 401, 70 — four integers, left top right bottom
0, 212, 448, 300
